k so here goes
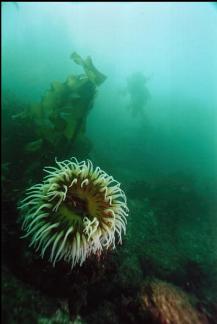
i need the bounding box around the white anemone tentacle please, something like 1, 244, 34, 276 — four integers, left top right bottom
19, 157, 129, 269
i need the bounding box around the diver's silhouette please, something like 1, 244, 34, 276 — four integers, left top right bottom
126, 72, 151, 118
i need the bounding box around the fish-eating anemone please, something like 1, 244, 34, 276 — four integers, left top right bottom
19, 157, 128, 268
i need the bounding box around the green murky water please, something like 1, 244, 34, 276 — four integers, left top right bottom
2, 2, 217, 323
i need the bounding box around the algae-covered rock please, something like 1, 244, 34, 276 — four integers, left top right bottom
2, 267, 63, 324
139, 279, 209, 324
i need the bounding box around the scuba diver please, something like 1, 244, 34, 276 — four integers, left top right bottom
125, 72, 151, 118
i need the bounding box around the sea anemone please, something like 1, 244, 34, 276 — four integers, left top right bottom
19, 157, 128, 268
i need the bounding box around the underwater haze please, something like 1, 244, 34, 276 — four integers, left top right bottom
2, 2, 217, 181
2, 2, 217, 323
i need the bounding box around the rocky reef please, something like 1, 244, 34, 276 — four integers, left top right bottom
139, 279, 209, 324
